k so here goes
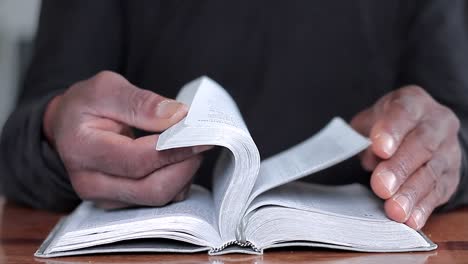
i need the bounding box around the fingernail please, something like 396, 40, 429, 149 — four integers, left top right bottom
378, 170, 398, 196
375, 133, 395, 156
192, 145, 213, 154
412, 208, 424, 230
156, 100, 187, 119
393, 194, 411, 219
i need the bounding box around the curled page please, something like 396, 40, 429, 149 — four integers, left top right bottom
247, 117, 371, 205
156, 77, 260, 244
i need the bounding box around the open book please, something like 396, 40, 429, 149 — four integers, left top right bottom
36, 77, 437, 258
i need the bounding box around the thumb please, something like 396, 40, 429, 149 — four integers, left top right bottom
87, 71, 188, 132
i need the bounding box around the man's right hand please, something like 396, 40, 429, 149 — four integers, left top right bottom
43, 71, 210, 209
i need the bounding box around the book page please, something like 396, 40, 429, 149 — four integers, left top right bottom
176, 76, 250, 134
156, 77, 261, 243
246, 182, 387, 220
66, 186, 217, 232
247, 117, 370, 204
49, 185, 222, 252
245, 206, 430, 251
244, 182, 431, 251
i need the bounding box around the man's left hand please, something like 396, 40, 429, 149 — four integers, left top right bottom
351, 85, 462, 230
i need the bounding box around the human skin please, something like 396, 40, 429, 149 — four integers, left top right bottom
43, 71, 212, 209
351, 85, 461, 230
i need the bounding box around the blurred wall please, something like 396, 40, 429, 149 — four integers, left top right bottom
0, 0, 41, 131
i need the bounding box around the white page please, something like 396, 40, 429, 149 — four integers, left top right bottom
156, 77, 261, 243
245, 206, 430, 250
63, 185, 216, 234
246, 182, 387, 221
244, 182, 430, 251
48, 185, 222, 251
176, 76, 250, 133
247, 117, 370, 204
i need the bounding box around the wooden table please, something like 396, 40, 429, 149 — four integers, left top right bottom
0, 197, 467, 264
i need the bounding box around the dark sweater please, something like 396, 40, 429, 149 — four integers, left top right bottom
1, 0, 467, 211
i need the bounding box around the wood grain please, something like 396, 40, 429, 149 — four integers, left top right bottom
0, 197, 467, 264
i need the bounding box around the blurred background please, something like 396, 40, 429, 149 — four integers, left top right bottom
0, 0, 40, 131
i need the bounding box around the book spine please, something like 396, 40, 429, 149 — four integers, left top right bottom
209, 240, 261, 254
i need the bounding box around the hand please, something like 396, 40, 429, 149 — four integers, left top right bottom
351, 85, 461, 229
43, 71, 211, 209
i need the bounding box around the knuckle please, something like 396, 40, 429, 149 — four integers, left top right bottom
127, 89, 162, 122
414, 124, 439, 154
388, 96, 419, 121
390, 158, 414, 182
70, 174, 94, 200
401, 85, 432, 103
402, 185, 419, 204
380, 94, 394, 114
89, 71, 126, 99
404, 85, 426, 96
119, 148, 150, 178
424, 164, 440, 189
93, 70, 122, 85
425, 159, 444, 183
439, 106, 460, 131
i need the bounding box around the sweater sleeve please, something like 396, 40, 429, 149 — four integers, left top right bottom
0, 0, 124, 211
397, 0, 468, 210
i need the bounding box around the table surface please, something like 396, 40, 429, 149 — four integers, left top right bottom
0, 198, 467, 264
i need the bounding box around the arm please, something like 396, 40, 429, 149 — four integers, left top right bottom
0, 0, 125, 211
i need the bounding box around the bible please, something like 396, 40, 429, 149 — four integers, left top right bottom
36, 77, 436, 258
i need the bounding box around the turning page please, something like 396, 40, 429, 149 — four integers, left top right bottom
247, 117, 370, 204
156, 77, 261, 243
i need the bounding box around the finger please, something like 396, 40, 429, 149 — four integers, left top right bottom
351, 109, 381, 171
72, 155, 203, 206
350, 107, 376, 137
383, 160, 441, 223
94, 200, 131, 210
71, 131, 211, 178
385, 139, 458, 225
360, 147, 380, 172
350, 92, 397, 136
370, 86, 432, 159
173, 181, 193, 202
86, 71, 188, 132
371, 117, 450, 198
404, 173, 452, 230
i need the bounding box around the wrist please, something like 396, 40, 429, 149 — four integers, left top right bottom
42, 95, 63, 147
